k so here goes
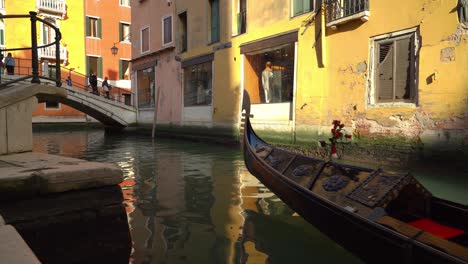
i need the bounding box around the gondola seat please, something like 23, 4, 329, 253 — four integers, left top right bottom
409, 218, 465, 239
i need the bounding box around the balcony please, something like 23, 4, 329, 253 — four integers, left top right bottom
38, 45, 68, 64
36, 0, 66, 18
326, 0, 369, 29
0, 0, 5, 15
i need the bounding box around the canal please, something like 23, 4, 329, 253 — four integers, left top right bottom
32, 125, 467, 264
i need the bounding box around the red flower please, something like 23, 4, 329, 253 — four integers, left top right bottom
346, 134, 352, 139
331, 145, 337, 154
331, 128, 335, 133
334, 133, 340, 138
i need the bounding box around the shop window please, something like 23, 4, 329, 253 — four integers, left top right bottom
119, 59, 130, 80
370, 29, 419, 105
86, 56, 102, 78
137, 67, 155, 108
184, 61, 212, 106
244, 43, 295, 104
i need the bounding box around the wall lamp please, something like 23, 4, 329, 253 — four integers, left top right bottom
111, 43, 119, 55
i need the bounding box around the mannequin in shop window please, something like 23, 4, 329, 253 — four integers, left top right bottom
262, 61, 273, 103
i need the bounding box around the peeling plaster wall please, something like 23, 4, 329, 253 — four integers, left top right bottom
290, 0, 468, 159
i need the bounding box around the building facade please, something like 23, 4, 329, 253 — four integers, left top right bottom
130, 0, 181, 125
3, 0, 131, 123
134, 0, 468, 161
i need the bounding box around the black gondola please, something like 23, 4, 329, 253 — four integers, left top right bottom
242, 115, 468, 264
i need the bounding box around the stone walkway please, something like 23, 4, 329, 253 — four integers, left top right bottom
0, 152, 124, 263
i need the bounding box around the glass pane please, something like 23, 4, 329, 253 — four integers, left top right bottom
142, 28, 149, 52
163, 17, 172, 44
137, 68, 155, 108
184, 62, 213, 106
244, 43, 295, 104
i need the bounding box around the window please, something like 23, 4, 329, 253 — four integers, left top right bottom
0, 29, 4, 46
244, 43, 295, 104
45, 101, 60, 109
120, 23, 131, 42
370, 29, 419, 105
137, 67, 155, 108
232, 0, 246, 35
119, 0, 130, 7
184, 61, 212, 106
86, 17, 101, 38
209, 0, 220, 43
119, 59, 130, 80
178, 12, 187, 52
141, 27, 149, 53
42, 18, 56, 45
162, 15, 173, 46
292, 0, 313, 17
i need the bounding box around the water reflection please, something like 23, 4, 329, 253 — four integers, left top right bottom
32, 125, 466, 264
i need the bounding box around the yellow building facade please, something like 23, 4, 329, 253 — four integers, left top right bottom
169, 0, 466, 162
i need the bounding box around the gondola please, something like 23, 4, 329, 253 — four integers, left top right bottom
242, 115, 468, 264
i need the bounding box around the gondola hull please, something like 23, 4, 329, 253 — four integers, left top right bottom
243, 117, 468, 264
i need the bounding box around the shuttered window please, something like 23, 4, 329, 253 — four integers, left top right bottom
375, 33, 416, 103
86, 17, 101, 38
292, 0, 313, 17
209, 0, 220, 43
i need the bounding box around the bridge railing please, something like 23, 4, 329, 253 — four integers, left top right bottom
60, 66, 134, 106
0, 11, 62, 87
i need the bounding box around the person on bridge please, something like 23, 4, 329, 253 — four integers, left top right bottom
89, 71, 98, 95
4, 53, 15, 75
66, 76, 72, 86
102, 76, 112, 99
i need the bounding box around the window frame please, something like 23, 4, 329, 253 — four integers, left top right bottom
162, 15, 173, 46
368, 27, 420, 107
140, 26, 150, 53
208, 0, 220, 44
119, 0, 130, 7
291, 0, 314, 17
119, 22, 131, 42
86, 16, 101, 38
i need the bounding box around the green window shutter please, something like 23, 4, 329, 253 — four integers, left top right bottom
293, 0, 303, 16
97, 19, 102, 38
211, 0, 220, 42
0, 30, 4, 45
86, 17, 90, 36
86, 56, 90, 74
119, 23, 123, 41
98, 57, 103, 78
119, 60, 123, 79
304, 0, 311, 12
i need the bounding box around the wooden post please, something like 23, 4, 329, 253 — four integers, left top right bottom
151, 87, 161, 138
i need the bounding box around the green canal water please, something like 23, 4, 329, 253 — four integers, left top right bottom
32, 125, 467, 264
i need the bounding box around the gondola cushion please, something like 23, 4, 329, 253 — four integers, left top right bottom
409, 219, 465, 239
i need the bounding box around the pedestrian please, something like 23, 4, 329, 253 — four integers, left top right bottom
102, 76, 112, 99
4, 53, 15, 75
66, 76, 72, 86
89, 71, 98, 95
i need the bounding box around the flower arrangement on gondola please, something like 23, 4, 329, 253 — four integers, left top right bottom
329, 120, 352, 159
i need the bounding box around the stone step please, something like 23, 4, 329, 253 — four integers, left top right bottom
0, 225, 41, 264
